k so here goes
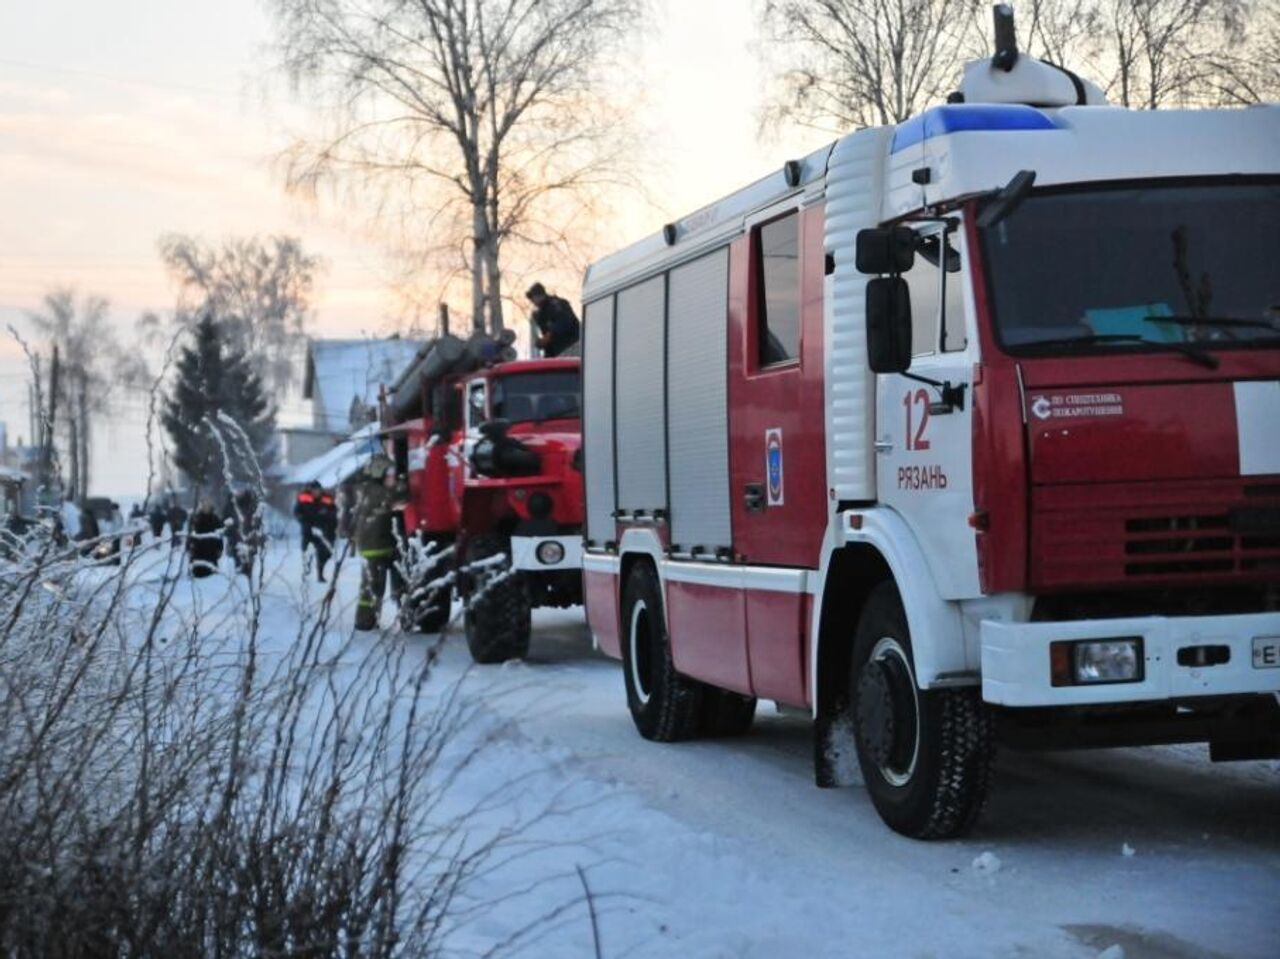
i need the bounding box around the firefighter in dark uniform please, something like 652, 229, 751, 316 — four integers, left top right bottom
293, 480, 325, 579
314, 487, 338, 582
353, 455, 407, 631
187, 498, 224, 578
525, 282, 581, 357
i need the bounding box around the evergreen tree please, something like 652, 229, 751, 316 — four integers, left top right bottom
162, 314, 276, 494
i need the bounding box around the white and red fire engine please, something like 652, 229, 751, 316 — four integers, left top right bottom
579, 7, 1280, 838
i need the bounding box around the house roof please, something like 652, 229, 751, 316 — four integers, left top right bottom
280, 423, 383, 489
303, 337, 426, 431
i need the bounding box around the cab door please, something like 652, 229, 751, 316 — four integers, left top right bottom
875, 221, 980, 599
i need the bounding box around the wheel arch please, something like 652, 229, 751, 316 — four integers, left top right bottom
812, 543, 893, 725
811, 508, 971, 721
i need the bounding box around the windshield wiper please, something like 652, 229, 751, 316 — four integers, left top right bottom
1018, 333, 1219, 369
1145, 314, 1280, 333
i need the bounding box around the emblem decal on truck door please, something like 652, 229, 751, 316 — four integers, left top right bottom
765, 428, 784, 506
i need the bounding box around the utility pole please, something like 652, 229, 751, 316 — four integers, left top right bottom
40, 346, 59, 501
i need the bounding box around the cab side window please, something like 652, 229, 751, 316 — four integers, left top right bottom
467, 381, 487, 428
755, 211, 800, 366
903, 229, 967, 355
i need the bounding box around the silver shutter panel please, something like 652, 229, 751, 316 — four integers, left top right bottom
666, 248, 731, 553
614, 276, 667, 512
582, 297, 616, 544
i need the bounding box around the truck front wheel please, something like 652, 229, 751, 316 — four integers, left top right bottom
849, 582, 993, 839
621, 562, 703, 741
462, 535, 531, 664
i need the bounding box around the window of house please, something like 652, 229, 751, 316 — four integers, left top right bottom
756, 212, 801, 366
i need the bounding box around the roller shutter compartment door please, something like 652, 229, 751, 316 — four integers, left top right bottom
667, 248, 731, 554
614, 276, 667, 514
582, 297, 616, 544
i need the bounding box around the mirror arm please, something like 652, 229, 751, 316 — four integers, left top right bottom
901, 372, 967, 413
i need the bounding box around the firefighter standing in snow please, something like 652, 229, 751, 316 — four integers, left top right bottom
353, 456, 407, 630
187, 498, 223, 577
294, 480, 336, 582
314, 488, 338, 582
224, 487, 261, 577
526, 282, 581, 357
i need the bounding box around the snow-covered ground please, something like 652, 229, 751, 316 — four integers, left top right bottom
164, 540, 1279, 959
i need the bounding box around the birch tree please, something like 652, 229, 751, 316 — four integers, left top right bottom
26, 289, 131, 502
268, 0, 641, 336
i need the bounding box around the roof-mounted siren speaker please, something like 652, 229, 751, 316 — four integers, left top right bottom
958, 3, 1108, 107
662, 223, 678, 246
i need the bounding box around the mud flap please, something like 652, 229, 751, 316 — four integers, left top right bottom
814, 709, 862, 788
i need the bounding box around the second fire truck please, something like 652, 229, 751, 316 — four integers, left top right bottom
382, 332, 584, 662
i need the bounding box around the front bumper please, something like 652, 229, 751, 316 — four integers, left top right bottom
982, 611, 1280, 706
510, 534, 582, 573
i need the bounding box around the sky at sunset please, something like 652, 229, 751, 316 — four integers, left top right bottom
0, 0, 819, 495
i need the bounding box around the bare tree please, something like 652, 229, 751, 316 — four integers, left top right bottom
1197, 0, 1280, 104
1021, 0, 1270, 108
759, 0, 983, 131
26, 289, 136, 502
155, 234, 322, 396
762, 0, 1273, 129
267, 0, 641, 336
1021, 0, 1106, 66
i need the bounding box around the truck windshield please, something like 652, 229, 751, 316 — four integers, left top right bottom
491, 370, 581, 423
980, 181, 1280, 357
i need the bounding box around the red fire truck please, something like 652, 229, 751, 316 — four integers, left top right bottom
579, 9, 1280, 838
383, 333, 584, 662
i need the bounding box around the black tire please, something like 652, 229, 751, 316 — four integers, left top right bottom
462, 535, 531, 664
700, 687, 757, 737
620, 562, 704, 741
849, 581, 993, 839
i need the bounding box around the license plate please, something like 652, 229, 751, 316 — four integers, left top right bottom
1253, 636, 1280, 669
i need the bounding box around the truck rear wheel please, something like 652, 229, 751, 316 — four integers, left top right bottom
849, 582, 992, 839
462, 535, 531, 664
621, 562, 703, 741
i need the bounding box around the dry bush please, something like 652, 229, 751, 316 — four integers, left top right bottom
0, 488, 577, 958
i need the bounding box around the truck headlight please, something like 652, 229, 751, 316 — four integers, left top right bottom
1051, 638, 1143, 686
535, 541, 565, 565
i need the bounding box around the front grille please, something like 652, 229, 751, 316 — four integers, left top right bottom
1032, 479, 1280, 590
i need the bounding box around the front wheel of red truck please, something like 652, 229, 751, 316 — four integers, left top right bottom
849, 582, 993, 839
462, 535, 531, 664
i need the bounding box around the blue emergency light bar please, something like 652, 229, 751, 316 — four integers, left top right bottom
891, 104, 1058, 154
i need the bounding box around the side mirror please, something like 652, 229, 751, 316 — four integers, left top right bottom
856, 226, 916, 275
866, 277, 912, 373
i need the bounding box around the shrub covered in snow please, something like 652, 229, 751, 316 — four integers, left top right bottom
0, 507, 518, 957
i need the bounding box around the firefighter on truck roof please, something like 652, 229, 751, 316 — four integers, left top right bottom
526, 282, 581, 357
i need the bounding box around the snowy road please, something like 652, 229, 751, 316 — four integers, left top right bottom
440, 606, 1280, 959
223, 547, 1277, 958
